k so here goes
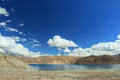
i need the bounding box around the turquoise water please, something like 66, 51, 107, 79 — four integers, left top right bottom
29, 64, 120, 70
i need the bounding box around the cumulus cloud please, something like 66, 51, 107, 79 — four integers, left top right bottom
117, 34, 120, 39
64, 48, 71, 53
11, 36, 21, 42
0, 34, 41, 57
69, 34, 120, 57
0, 7, 41, 56
47, 35, 78, 48
0, 7, 9, 16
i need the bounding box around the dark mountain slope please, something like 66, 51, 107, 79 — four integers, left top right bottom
75, 55, 120, 64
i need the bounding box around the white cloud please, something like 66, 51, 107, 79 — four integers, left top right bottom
29, 38, 40, 43
5, 27, 18, 32
47, 35, 78, 48
11, 36, 20, 42
32, 39, 40, 43
11, 36, 27, 42
0, 7, 9, 16
0, 21, 17, 32
29, 38, 41, 47
69, 34, 120, 57
69, 48, 94, 57
117, 34, 120, 39
0, 7, 41, 57
58, 48, 63, 51
0, 34, 41, 57
18, 32, 25, 35
0, 20, 11, 26
91, 42, 120, 51
11, 36, 41, 48
64, 48, 71, 53
0, 22, 7, 26
57, 48, 63, 53
32, 44, 41, 47
57, 53, 61, 56
20, 38, 27, 42
0, 21, 26, 36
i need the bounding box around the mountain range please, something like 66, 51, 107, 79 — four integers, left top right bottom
0, 52, 120, 67
17, 56, 80, 64
17, 55, 120, 64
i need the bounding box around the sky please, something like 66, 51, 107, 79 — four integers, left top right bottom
0, 0, 120, 57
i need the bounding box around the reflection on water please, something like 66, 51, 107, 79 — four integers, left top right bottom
29, 64, 120, 70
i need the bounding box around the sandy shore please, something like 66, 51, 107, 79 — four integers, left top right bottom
0, 69, 120, 80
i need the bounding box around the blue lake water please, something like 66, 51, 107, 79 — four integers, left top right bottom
29, 64, 120, 70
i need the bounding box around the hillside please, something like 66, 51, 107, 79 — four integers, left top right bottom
0, 52, 33, 70
74, 55, 120, 64
17, 55, 120, 64
18, 56, 80, 64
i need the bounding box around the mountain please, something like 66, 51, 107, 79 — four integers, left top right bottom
74, 55, 120, 64
0, 52, 33, 70
17, 55, 120, 64
18, 56, 80, 64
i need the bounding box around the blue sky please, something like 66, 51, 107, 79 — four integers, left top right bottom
0, 0, 120, 57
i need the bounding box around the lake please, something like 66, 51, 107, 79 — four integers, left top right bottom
29, 64, 120, 70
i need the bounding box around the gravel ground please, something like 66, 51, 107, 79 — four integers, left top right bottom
0, 69, 120, 80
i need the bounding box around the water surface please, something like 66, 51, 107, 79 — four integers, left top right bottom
29, 64, 120, 70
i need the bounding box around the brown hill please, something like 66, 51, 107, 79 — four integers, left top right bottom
17, 55, 120, 64
18, 56, 80, 64
0, 52, 33, 70
74, 55, 120, 64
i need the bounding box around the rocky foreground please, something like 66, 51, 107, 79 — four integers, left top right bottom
0, 69, 120, 80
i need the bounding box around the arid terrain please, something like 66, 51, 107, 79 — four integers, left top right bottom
0, 69, 120, 80
0, 52, 120, 80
